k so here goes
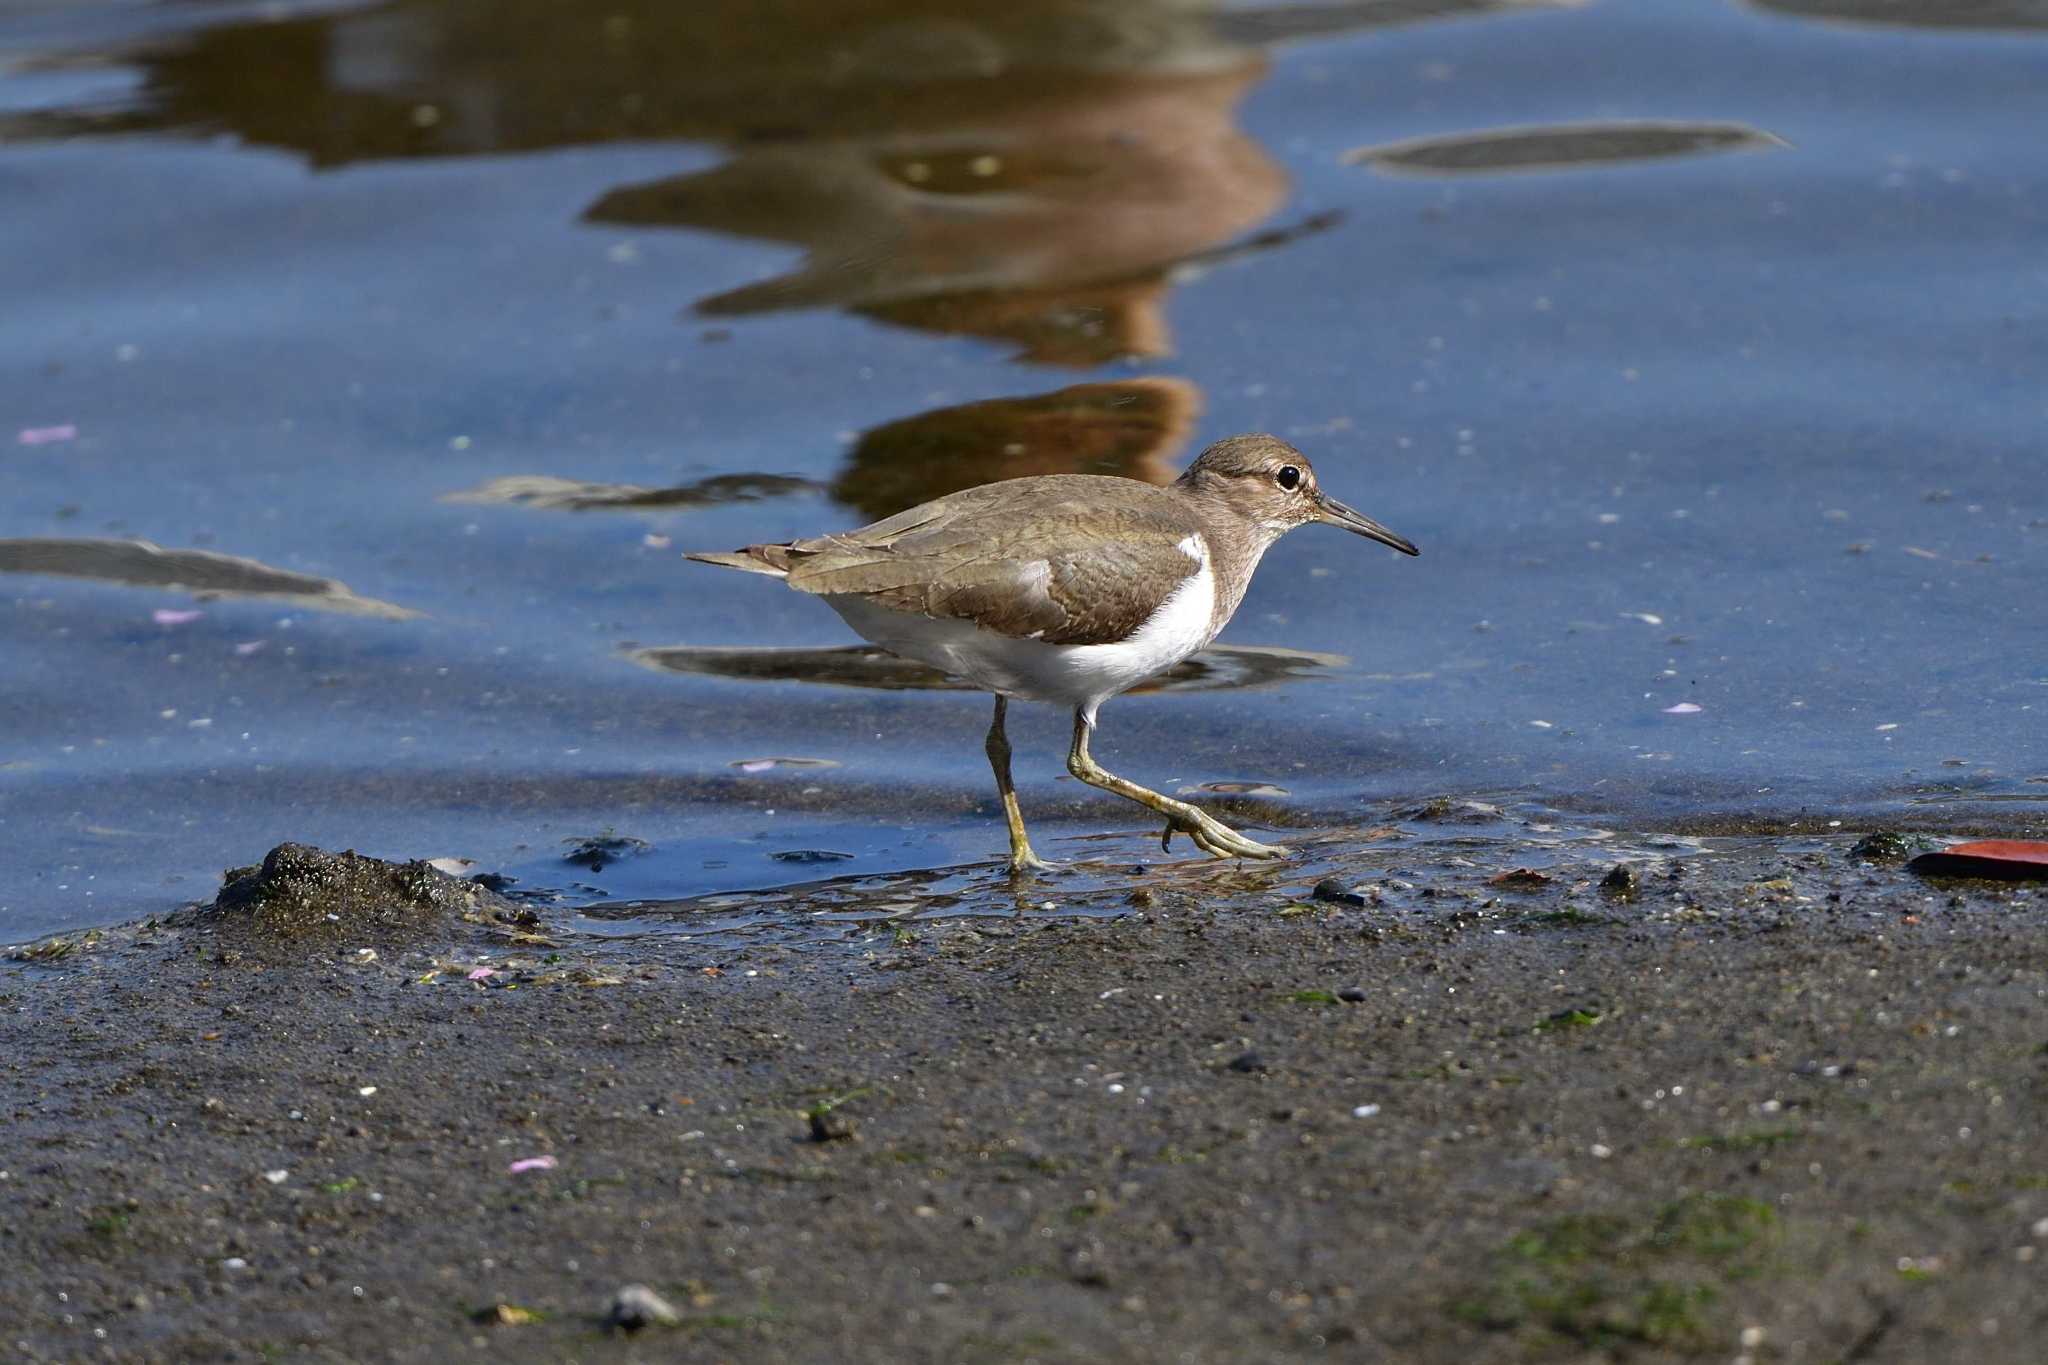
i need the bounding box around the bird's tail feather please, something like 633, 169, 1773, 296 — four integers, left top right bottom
685, 546, 796, 577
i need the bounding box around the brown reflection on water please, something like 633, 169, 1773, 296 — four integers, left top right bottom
1346, 121, 1786, 177
626, 641, 1347, 695
443, 377, 1196, 521
583, 50, 1282, 363
830, 378, 1194, 519
1745, 0, 2048, 30
0, 537, 419, 618
444, 472, 818, 512
6, 0, 1582, 363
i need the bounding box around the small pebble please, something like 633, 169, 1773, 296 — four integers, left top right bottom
1312, 878, 1369, 908
1338, 986, 1368, 1003
1600, 864, 1639, 897
1227, 1051, 1268, 1074
1850, 832, 1915, 862
607, 1284, 681, 1332
809, 1110, 857, 1143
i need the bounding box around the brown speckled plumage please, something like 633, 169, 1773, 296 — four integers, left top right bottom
698, 476, 1218, 646
688, 434, 1415, 646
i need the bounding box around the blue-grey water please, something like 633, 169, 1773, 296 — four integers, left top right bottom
2, 0, 2043, 941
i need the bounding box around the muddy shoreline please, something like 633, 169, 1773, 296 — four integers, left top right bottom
4, 812, 2047, 1363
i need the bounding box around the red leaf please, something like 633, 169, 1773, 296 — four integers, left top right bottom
1909, 840, 2048, 880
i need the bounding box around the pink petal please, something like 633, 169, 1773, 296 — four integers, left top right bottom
17, 424, 77, 446
507, 1155, 557, 1174
466, 966, 496, 981
234, 640, 268, 656
153, 608, 204, 626
1662, 702, 1703, 715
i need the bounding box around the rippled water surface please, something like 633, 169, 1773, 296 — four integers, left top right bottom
3, 0, 2043, 938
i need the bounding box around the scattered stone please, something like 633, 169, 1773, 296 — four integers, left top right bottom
1226, 1051, 1268, 1074
1338, 986, 1369, 1003
472, 1302, 542, 1326
1488, 867, 1552, 890
1394, 797, 1505, 824
1312, 878, 1369, 907
562, 835, 650, 871
607, 1284, 681, 1332
6, 932, 100, 963
1600, 864, 1640, 897
809, 1109, 858, 1142
770, 849, 856, 864
1535, 1006, 1604, 1032
1850, 832, 1919, 862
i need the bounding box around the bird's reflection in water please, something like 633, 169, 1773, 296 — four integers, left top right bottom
3, 0, 1587, 361
624, 640, 1346, 696
584, 38, 1284, 366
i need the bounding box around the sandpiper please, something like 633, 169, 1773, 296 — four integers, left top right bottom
688, 434, 1418, 872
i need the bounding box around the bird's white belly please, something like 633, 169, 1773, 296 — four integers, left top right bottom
825, 558, 1218, 724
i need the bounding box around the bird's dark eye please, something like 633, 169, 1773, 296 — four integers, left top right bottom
1276, 465, 1301, 491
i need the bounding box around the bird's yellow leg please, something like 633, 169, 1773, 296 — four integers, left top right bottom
986, 697, 1055, 875
1065, 710, 1289, 861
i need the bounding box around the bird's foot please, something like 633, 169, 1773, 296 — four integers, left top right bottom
1005, 849, 1062, 877
1161, 810, 1290, 861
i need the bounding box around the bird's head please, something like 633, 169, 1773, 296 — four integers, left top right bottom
1177, 434, 1419, 556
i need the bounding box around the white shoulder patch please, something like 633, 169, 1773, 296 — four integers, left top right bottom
1177, 533, 1208, 566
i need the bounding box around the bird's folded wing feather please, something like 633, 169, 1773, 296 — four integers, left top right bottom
776, 481, 1202, 647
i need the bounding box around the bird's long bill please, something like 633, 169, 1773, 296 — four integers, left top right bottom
1315, 493, 1420, 556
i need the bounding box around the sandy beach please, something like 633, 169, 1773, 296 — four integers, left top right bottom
5, 813, 2045, 1363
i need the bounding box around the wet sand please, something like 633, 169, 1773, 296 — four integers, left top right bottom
5, 812, 2047, 1363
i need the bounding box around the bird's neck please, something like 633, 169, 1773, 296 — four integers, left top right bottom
1180, 495, 1280, 637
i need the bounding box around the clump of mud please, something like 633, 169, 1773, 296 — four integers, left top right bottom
207, 842, 528, 938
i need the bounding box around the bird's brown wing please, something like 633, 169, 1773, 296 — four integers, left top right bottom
776, 476, 1205, 647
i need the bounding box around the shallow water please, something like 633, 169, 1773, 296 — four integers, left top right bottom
2, 0, 2043, 939
568, 801, 1710, 956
